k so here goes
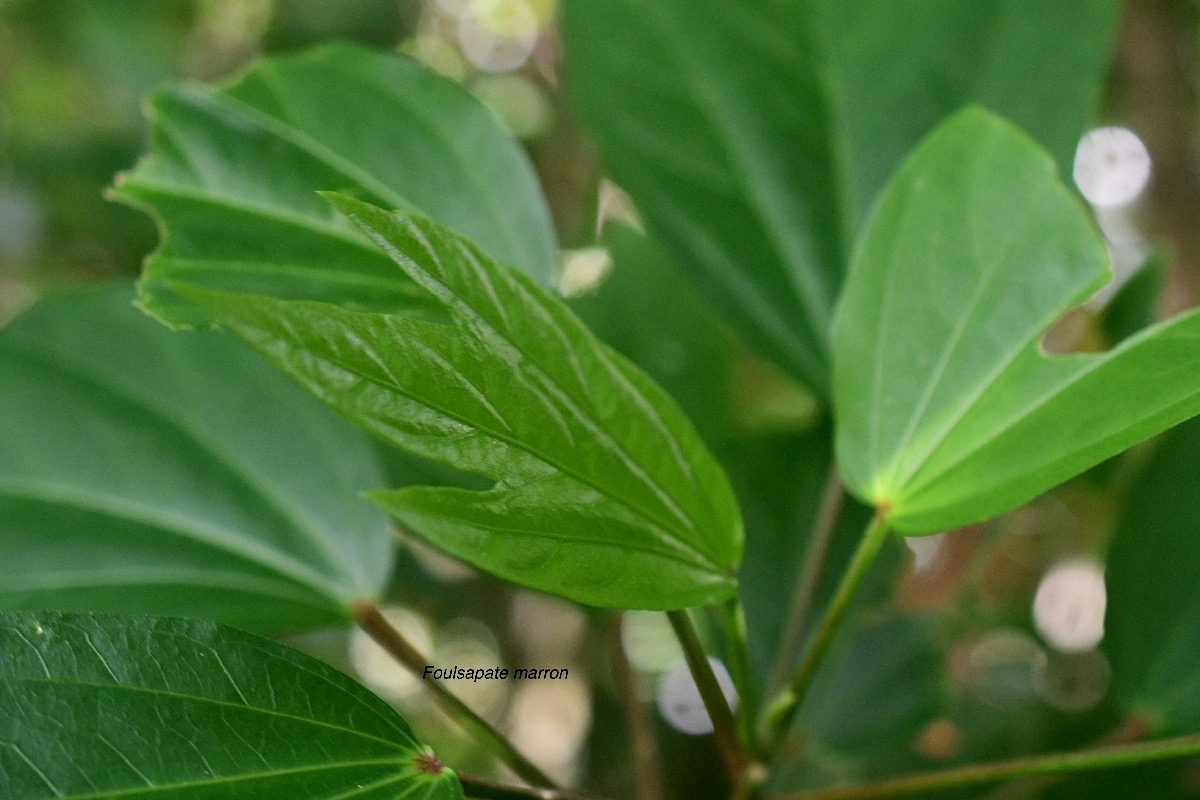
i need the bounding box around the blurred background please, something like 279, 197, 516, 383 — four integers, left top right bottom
1, 1, 1199, 798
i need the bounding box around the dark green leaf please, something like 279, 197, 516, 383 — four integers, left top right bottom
0, 285, 391, 632
1101, 252, 1169, 346
798, 617, 942, 753
1106, 416, 1200, 733
0, 611, 463, 799
179, 195, 743, 610
833, 107, 1200, 534
569, 223, 735, 445
111, 43, 556, 328
562, 0, 1118, 395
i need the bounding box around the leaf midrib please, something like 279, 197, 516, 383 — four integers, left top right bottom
0, 748, 410, 800
353, 223, 726, 573
0, 564, 337, 612
0, 341, 368, 593
3, 674, 408, 752
395, 489, 725, 574
0, 484, 335, 605
881, 178, 1057, 493
323, 56, 552, 277
181, 84, 410, 213
290, 325, 722, 574
120, 179, 387, 256
642, 0, 841, 350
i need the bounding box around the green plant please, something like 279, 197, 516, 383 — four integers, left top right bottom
4, 4, 1200, 799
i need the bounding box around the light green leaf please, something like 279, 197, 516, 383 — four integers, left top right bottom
0, 611, 463, 799
1106, 416, 1200, 733
0, 285, 391, 632
562, 0, 1118, 395
833, 107, 1200, 534
178, 194, 744, 610
111, 42, 556, 328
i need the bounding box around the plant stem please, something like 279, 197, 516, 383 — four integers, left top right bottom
977, 716, 1150, 800
771, 732, 1200, 800
352, 602, 556, 789
719, 596, 761, 754
666, 609, 750, 776
768, 469, 845, 695
608, 613, 666, 800
458, 773, 597, 800
761, 510, 892, 750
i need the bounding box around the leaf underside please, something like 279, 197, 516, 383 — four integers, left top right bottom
111, 43, 556, 329
563, 0, 1119, 395
0, 611, 463, 799
834, 107, 1200, 533
0, 285, 392, 632
183, 194, 744, 610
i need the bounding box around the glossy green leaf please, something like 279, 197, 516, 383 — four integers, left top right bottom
0, 285, 391, 632
833, 107, 1200, 534
1106, 416, 1200, 733
0, 611, 463, 799
179, 194, 744, 610
562, 0, 1118, 395
111, 42, 556, 328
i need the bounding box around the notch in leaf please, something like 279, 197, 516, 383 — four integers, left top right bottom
109, 43, 557, 330
834, 106, 1200, 533
180, 194, 744, 610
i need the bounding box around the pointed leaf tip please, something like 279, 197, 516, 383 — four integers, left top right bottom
195, 199, 744, 610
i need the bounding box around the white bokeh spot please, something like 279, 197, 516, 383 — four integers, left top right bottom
457, 0, 539, 72
1033, 559, 1107, 653
655, 657, 738, 735
905, 532, 945, 572
1073, 127, 1151, 208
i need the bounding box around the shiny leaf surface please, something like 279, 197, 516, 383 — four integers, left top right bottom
182, 195, 744, 610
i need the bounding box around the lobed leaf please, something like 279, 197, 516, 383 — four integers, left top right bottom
833, 107, 1200, 533
111, 43, 556, 328
0, 285, 392, 632
180, 194, 744, 610
0, 611, 463, 799
563, 0, 1118, 396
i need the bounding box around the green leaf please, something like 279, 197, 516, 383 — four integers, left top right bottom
562, 0, 1118, 395
110, 42, 556, 328
0, 285, 391, 632
1101, 251, 1169, 346
177, 194, 744, 610
1106, 416, 1200, 733
0, 611, 463, 799
569, 223, 735, 445
833, 107, 1200, 534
